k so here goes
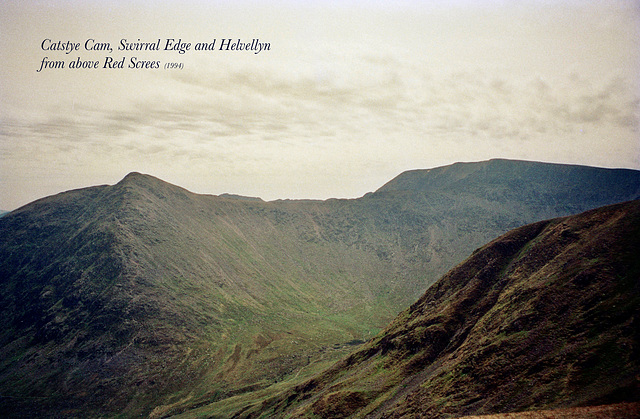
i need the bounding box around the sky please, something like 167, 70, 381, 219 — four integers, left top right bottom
1, 0, 639, 210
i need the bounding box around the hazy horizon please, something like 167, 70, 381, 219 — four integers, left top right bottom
2, 0, 639, 210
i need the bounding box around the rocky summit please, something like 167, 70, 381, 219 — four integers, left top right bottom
0, 159, 638, 417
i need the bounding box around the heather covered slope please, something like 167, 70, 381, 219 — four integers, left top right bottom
245, 200, 640, 419
0, 160, 639, 417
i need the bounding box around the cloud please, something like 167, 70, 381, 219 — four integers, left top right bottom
2, 57, 637, 180
1, 0, 639, 209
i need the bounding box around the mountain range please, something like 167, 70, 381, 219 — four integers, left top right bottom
0, 159, 639, 417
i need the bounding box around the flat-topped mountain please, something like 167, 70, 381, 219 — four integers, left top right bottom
379, 159, 639, 196
376, 159, 640, 223
240, 200, 640, 418
0, 159, 638, 417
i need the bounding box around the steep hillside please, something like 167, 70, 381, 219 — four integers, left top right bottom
0, 173, 397, 417
244, 200, 640, 418
0, 160, 638, 417
360, 159, 640, 300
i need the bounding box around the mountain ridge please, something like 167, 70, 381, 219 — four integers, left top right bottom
1, 159, 639, 417
376, 158, 640, 200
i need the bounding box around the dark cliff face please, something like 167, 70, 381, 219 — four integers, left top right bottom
252, 200, 640, 419
0, 160, 638, 417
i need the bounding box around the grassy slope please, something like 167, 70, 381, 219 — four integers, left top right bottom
0, 175, 399, 417
238, 200, 640, 419
0, 160, 639, 417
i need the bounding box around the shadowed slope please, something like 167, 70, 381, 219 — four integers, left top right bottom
0, 160, 639, 417
0, 173, 398, 417
243, 200, 640, 418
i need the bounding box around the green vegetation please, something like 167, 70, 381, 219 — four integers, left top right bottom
249, 200, 640, 418
0, 160, 639, 417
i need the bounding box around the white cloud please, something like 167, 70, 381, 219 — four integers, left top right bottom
1, 0, 639, 209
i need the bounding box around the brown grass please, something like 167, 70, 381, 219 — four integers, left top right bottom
458, 402, 640, 419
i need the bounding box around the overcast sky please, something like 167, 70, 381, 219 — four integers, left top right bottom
1, 0, 638, 210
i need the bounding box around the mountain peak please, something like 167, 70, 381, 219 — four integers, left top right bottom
114, 171, 192, 197
375, 159, 640, 204
117, 171, 162, 185
1, 161, 639, 417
